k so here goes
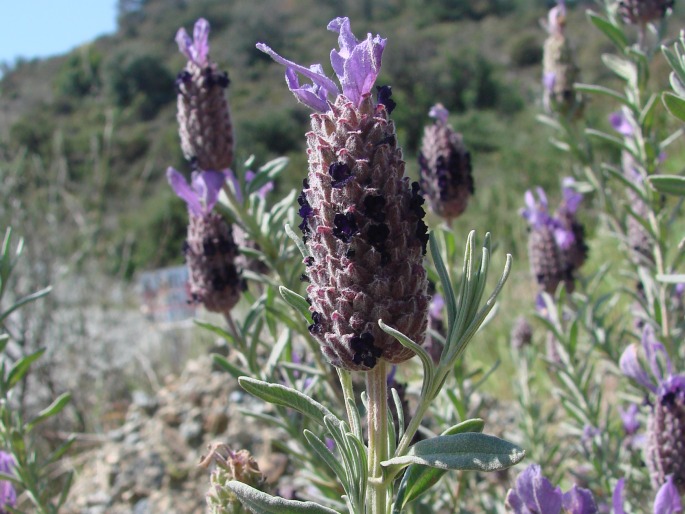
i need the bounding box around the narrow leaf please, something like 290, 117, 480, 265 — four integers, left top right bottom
663, 92, 685, 123
587, 12, 627, 51
211, 354, 248, 380
7, 349, 45, 389
279, 286, 313, 323
647, 174, 685, 196
26, 392, 71, 432
238, 377, 336, 428
227, 481, 340, 514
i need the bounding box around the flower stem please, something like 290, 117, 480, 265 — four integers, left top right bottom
366, 360, 388, 514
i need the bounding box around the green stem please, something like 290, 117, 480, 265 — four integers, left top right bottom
366, 361, 388, 514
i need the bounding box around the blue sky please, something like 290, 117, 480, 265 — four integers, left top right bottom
1, 0, 117, 65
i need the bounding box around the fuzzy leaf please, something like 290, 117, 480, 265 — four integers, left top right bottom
239, 377, 337, 428
647, 174, 685, 196
7, 348, 45, 389
382, 433, 524, 474
587, 12, 627, 51
26, 392, 71, 432
279, 286, 313, 323
394, 420, 485, 510
663, 92, 685, 123
227, 481, 340, 513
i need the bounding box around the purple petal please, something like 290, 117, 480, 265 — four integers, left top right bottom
619, 343, 657, 393
256, 43, 338, 112
654, 475, 683, 514
561, 177, 583, 215
609, 110, 634, 137
515, 465, 563, 514
619, 403, 640, 435
563, 485, 598, 514
429, 294, 445, 320
642, 325, 672, 384
506, 489, 535, 514
328, 17, 386, 106
543, 71, 557, 93
167, 167, 202, 216
191, 170, 225, 213
547, 3, 567, 35
554, 226, 576, 250
429, 104, 449, 124
176, 18, 210, 67
613, 479, 626, 514
658, 374, 685, 404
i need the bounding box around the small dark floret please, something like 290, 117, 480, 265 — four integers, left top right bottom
333, 212, 359, 243
376, 85, 397, 114
329, 162, 354, 188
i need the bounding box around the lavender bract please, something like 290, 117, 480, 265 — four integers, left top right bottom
176, 18, 234, 172
258, 18, 429, 371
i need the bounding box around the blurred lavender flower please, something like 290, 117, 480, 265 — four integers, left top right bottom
258, 18, 429, 371
521, 181, 586, 295
620, 325, 685, 493
225, 169, 274, 204
506, 464, 563, 514
613, 475, 683, 514
620, 403, 641, 436
506, 464, 598, 514
609, 109, 635, 137
167, 168, 243, 314
176, 18, 234, 172
617, 0, 675, 26
418, 103, 474, 221
542, 1, 583, 117
511, 316, 534, 350
0, 452, 15, 514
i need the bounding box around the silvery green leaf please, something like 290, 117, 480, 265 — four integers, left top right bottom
227, 481, 340, 514
303, 430, 347, 486
663, 45, 685, 86
0, 286, 51, 324
574, 83, 630, 106
394, 420, 485, 511
239, 377, 337, 428
647, 174, 685, 196
8, 348, 45, 389
279, 286, 313, 323
601, 54, 636, 84
25, 392, 71, 432
587, 11, 627, 51
285, 223, 310, 258
381, 433, 525, 474
662, 92, 685, 123
656, 273, 685, 283
378, 320, 434, 396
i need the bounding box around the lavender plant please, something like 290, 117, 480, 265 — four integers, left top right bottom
0, 228, 74, 513
164, 15, 527, 514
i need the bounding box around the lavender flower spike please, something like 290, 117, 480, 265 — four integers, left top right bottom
176, 18, 210, 67
167, 168, 226, 217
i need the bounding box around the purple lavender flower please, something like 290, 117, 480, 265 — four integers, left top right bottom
175, 18, 233, 172
167, 168, 243, 314
521, 184, 583, 294
257, 18, 428, 371
620, 403, 641, 436
506, 465, 598, 514
176, 18, 210, 67
613, 476, 683, 514
563, 485, 598, 514
544, 1, 567, 36
620, 325, 685, 493
167, 168, 226, 216
225, 169, 274, 203
0, 452, 16, 514
609, 109, 635, 138
654, 475, 683, 514
257, 17, 386, 112
505, 464, 563, 514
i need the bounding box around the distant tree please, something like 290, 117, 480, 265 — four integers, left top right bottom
53, 47, 103, 98
108, 55, 174, 120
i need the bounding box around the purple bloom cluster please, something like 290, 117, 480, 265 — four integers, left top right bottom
505, 464, 598, 514
613, 476, 682, 514
0, 452, 15, 514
